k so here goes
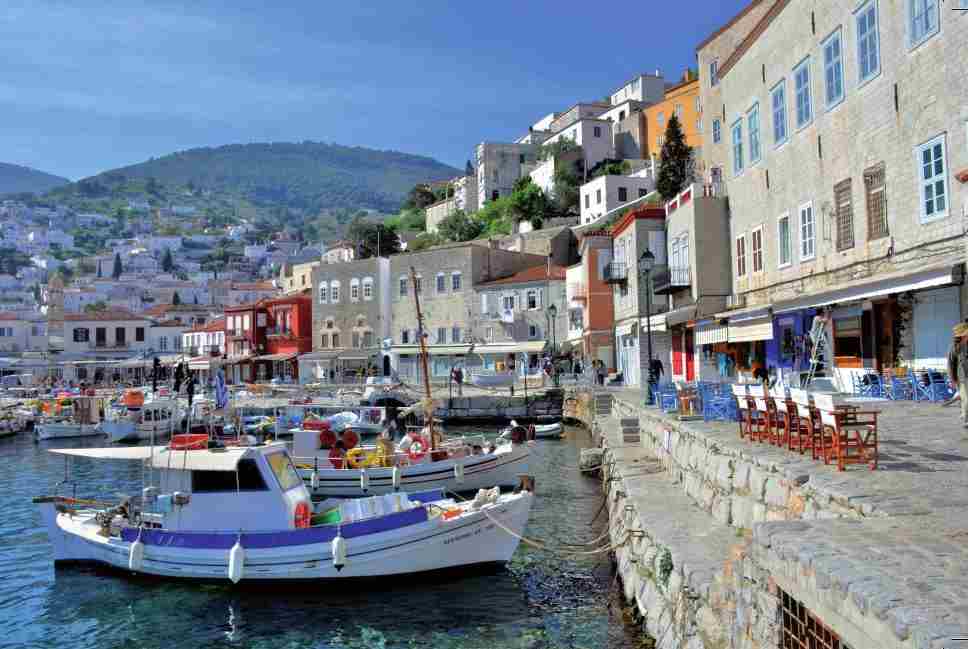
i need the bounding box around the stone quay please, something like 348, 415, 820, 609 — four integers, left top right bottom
569, 387, 968, 649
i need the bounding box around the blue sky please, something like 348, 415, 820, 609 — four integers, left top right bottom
2, 0, 748, 180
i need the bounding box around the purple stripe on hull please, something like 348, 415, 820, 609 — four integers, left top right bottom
121, 506, 430, 549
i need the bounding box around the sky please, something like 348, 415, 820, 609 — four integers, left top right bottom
1, 0, 749, 181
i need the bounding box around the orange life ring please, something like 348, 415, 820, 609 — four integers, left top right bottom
328, 446, 345, 469
408, 436, 429, 461
318, 429, 336, 449
294, 501, 311, 528
341, 429, 359, 450
170, 434, 208, 450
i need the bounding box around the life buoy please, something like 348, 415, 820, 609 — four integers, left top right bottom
318, 429, 336, 449
407, 436, 429, 461
341, 429, 359, 450
170, 434, 208, 450
345, 447, 370, 469
294, 501, 311, 529
328, 446, 345, 469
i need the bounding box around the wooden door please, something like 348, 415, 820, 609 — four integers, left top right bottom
685, 329, 695, 381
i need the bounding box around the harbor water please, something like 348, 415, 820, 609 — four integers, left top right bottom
0, 426, 642, 649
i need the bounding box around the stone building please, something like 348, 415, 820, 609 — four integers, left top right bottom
707, 0, 968, 387
475, 142, 539, 207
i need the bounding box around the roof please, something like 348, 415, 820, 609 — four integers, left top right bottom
231, 282, 276, 291
610, 207, 666, 238
695, 0, 770, 52
143, 303, 210, 317
64, 308, 146, 322
187, 317, 225, 333
477, 265, 567, 287
719, 0, 789, 79
0, 313, 19, 321
49, 444, 262, 471
152, 319, 186, 328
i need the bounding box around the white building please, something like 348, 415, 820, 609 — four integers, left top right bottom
579, 173, 657, 225
0, 313, 47, 352
608, 72, 666, 106
475, 142, 538, 207
538, 118, 614, 175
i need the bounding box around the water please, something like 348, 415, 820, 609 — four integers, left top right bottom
0, 427, 640, 649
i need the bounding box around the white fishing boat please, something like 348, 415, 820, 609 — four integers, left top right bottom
468, 372, 515, 388
35, 395, 103, 441
103, 396, 181, 443
35, 440, 533, 582
500, 421, 563, 440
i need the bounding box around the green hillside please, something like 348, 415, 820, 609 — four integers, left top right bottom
65, 142, 460, 213
0, 162, 69, 195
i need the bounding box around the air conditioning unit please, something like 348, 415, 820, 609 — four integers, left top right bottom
726, 294, 746, 309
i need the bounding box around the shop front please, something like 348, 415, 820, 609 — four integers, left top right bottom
723, 311, 773, 383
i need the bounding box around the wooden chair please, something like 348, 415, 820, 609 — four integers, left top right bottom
814, 393, 878, 471
748, 384, 771, 443
769, 386, 792, 447
731, 384, 760, 441
789, 388, 817, 456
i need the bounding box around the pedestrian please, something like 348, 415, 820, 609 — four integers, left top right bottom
596, 360, 606, 386
573, 358, 582, 381
946, 323, 968, 432
452, 365, 464, 396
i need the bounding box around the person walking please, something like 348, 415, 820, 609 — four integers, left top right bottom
596, 360, 607, 386
947, 323, 968, 431
452, 365, 464, 396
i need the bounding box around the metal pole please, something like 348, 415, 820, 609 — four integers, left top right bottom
645, 269, 654, 404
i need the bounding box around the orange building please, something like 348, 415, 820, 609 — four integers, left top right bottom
642, 72, 703, 162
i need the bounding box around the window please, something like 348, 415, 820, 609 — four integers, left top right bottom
193, 459, 268, 492
917, 134, 948, 222
864, 163, 888, 240
485, 327, 493, 342
712, 119, 721, 144
414, 276, 422, 294
326, 319, 334, 329
822, 29, 844, 108
638, 188, 648, 198
158, 336, 168, 351
695, 97, 702, 114
436, 273, 446, 293
751, 228, 763, 273
595, 189, 602, 204
584, 194, 590, 209
731, 120, 744, 175
502, 295, 515, 311
527, 289, 538, 310
331, 333, 339, 348
399, 277, 408, 297
363, 331, 373, 347
771, 80, 787, 145
451, 273, 461, 291
696, 119, 702, 133
267, 452, 302, 491
451, 326, 461, 343
519, 153, 525, 164
593, 126, 602, 137
352, 332, 360, 349
350, 280, 360, 301
319, 334, 327, 349
777, 214, 792, 268
735, 235, 747, 277
319, 283, 328, 304
834, 178, 855, 251
799, 202, 815, 260
330, 281, 340, 303
618, 187, 628, 202
794, 58, 812, 128
436, 327, 446, 343
710, 60, 719, 87
619, 110, 625, 121
674, 104, 682, 118
909, 0, 939, 48
748, 103, 761, 164
135, 327, 145, 342
363, 279, 373, 300
95, 327, 106, 347
856, 1, 880, 83
657, 112, 665, 126
528, 324, 538, 339
401, 330, 409, 344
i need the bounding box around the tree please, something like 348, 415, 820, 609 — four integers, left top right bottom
508, 178, 553, 230
437, 210, 484, 242
346, 218, 401, 258
172, 291, 181, 305
84, 301, 108, 313
551, 166, 581, 214
402, 184, 438, 210
193, 294, 199, 305
656, 114, 694, 201
161, 247, 174, 273
408, 232, 445, 252
112, 252, 123, 279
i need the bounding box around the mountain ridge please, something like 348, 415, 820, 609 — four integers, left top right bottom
0, 162, 70, 195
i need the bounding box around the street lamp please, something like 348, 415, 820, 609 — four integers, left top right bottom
639, 249, 655, 404
546, 304, 558, 387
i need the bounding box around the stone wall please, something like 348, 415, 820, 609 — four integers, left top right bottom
435, 389, 563, 421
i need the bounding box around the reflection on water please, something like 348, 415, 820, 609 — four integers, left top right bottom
0, 427, 638, 648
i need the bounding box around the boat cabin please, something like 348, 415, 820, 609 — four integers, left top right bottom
52, 442, 312, 532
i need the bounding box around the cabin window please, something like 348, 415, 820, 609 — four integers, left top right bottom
267, 452, 302, 491
192, 459, 268, 492
144, 409, 154, 422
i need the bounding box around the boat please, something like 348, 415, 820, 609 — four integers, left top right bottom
103, 397, 181, 443
35, 440, 533, 582
35, 395, 103, 441
468, 372, 515, 388
500, 421, 563, 440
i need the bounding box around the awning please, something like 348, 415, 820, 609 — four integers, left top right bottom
475, 341, 548, 355
773, 263, 963, 314
728, 317, 774, 342
255, 353, 298, 362
188, 357, 211, 370
391, 344, 474, 356
298, 351, 340, 361
642, 306, 696, 333
696, 321, 728, 345
615, 321, 635, 337
645, 313, 668, 332
147, 446, 250, 471
338, 353, 374, 361
50, 446, 167, 461
117, 358, 152, 369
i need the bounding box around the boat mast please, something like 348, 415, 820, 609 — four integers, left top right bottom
409, 266, 435, 451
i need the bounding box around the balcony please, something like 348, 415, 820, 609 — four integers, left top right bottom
652, 266, 692, 295
603, 262, 627, 284
90, 340, 129, 350
266, 327, 293, 338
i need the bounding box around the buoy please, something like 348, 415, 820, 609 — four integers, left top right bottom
332, 533, 347, 571
310, 470, 320, 490
454, 461, 465, 484
128, 530, 145, 571
392, 466, 401, 492
360, 468, 370, 493
228, 537, 245, 583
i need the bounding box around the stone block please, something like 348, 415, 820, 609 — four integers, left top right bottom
749, 466, 771, 500
712, 494, 732, 525
764, 478, 788, 508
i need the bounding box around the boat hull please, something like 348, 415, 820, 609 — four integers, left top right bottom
36, 423, 101, 440
297, 443, 530, 498
104, 421, 176, 443
37, 493, 532, 581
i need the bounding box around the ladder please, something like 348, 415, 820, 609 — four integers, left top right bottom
804, 314, 828, 386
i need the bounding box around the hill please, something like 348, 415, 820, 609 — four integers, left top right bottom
0, 162, 69, 195
67, 142, 461, 214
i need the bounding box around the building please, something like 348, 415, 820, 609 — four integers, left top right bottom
280, 258, 320, 294
148, 320, 186, 356
708, 0, 968, 388
643, 73, 703, 162
579, 170, 657, 225
568, 231, 618, 371
609, 208, 669, 387
142, 303, 211, 327
537, 118, 615, 179
476, 142, 538, 207
388, 243, 546, 381
181, 317, 225, 383
0, 313, 47, 353
262, 293, 313, 381
322, 241, 355, 265
453, 174, 478, 214
308, 257, 391, 383
223, 301, 267, 384
425, 197, 459, 235
609, 73, 667, 106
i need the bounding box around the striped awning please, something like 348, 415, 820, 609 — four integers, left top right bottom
727, 317, 773, 343
696, 322, 728, 345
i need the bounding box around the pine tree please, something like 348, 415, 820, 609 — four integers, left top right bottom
161, 247, 174, 273
112, 253, 123, 279
656, 114, 694, 201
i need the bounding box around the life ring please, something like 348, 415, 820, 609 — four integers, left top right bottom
346, 447, 371, 469
318, 429, 336, 449
341, 429, 359, 450
294, 501, 311, 529
407, 436, 429, 461
328, 446, 345, 469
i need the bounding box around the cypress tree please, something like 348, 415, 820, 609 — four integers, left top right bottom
112, 253, 123, 279
656, 114, 694, 201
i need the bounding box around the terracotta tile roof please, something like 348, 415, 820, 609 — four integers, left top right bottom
477, 265, 567, 287
231, 282, 277, 291
152, 319, 186, 327
143, 303, 210, 316
187, 317, 225, 333
64, 308, 146, 322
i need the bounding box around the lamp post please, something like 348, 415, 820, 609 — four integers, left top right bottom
639, 249, 655, 404
546, 303, 558, 387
